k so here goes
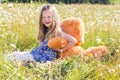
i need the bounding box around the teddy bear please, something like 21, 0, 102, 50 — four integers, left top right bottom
47, 18, 108, 59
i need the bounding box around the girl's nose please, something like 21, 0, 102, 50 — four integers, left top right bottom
45, 18, 49, 22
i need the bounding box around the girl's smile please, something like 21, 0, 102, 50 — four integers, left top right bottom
42, 10, 53, 27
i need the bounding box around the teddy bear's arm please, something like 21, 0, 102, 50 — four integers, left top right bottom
47, 37, 68, 49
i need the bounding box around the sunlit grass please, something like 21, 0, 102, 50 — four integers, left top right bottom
0, 3, 120, 80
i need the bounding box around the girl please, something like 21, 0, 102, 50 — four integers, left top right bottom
5, 4, 77, 63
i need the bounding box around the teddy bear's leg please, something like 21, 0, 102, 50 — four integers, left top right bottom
59, 46, 84, 59
84, 46, 108, 58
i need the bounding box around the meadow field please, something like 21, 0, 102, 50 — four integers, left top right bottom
0, 3, 120, 80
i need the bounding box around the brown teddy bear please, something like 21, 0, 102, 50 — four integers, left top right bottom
47, 18, 108, 59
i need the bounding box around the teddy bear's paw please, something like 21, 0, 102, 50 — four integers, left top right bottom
84, 46, 108, 59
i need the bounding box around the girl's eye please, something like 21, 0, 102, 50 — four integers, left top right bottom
48, 16, 51, 18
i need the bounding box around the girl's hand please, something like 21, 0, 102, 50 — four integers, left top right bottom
56, 49, 63, 53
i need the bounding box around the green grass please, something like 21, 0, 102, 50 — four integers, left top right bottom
0, 3, 120, 80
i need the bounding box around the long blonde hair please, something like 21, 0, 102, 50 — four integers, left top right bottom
38, 4, 61, 42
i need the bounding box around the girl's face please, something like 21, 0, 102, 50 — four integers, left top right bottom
42, 10, 53, 28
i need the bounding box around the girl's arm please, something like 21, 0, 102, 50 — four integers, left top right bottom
57, 31, 77, 52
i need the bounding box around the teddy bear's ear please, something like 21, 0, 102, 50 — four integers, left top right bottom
72, 18, 81, 26
61, 19, 72, 28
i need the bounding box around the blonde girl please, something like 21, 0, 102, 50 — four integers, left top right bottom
6, 4, 77, 62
